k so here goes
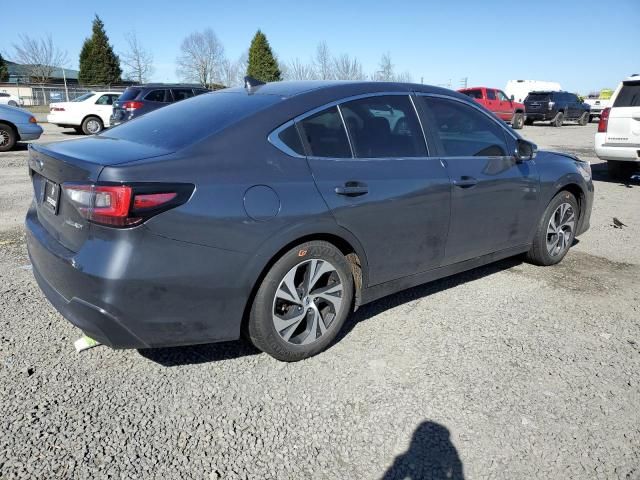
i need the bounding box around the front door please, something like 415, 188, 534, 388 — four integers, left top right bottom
301, 95, 451, 286
496, 90, 514, 121
418, 95, 540, 264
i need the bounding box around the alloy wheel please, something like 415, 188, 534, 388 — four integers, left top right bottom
86, 119, 102, 134
0, 129, 9, 147
546, 202, 575, 257
272, 259, 344, 345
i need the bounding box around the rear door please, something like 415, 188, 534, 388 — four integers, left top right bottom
418, 95, 539, 264
171, 88, 195, 103
607, 79, 640, 146
484, 88, 500, 116
301, 94, 451, 285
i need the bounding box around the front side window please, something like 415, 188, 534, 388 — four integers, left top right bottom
298, 106, 351, 158
497, 90, 509, 102
421, 96, 509, 157
145, 89, 169, 102
340, 95, 427, 158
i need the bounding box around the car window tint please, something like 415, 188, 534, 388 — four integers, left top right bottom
277, 124, 305, 156
462, 89, 482, 99
613, 82, 640, 107
340, 95, 427, 158
102, 91, 280, 150
95, 95, 111, 105
172, 89, 195, 101
497, 90, 509, 101
298, 106, 351, 158
194, 89, 208, 96
119, 88, 141, 101
486, 89, 496, 100
145, 89, 168, 102
0, 93, 8, 98
526, 93, 549, 102
421, 96, 508, 157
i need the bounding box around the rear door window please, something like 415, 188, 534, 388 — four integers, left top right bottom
486, 89, 496, 100
421, 96, 509, 157
95, 95, 113, 105
613, 82, 640, 107
298, 106, 352, 158
462, 89, 482, 99
340, 95, 427, 158
172, 88, 195, 102
144, 89, 170, 102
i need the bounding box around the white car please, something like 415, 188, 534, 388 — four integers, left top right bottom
47, 91, 122, 135
0, 92, 23, 107
595, 75, 640, 178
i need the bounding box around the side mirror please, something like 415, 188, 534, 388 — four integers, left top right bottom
510, 95, 515, 101
515, 139, 537, 163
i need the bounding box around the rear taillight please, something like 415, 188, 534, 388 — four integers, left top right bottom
62, 183, 193, 228
598, 107, 610, 133
123, 101, 143, 111
548, 101, 555, 110
29, 116, 37, 124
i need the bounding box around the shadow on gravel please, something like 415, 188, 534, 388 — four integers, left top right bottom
138, 340, 260, 366
591, 162, 639, 187
382, 421, 464, 480
10, 143, 29, 151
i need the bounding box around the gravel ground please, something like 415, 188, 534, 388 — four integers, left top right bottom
1, 123, 639, 480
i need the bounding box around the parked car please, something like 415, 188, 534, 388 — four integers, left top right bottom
524, 91, 591, 127
458, 86, 526, 129
26, 80, 593, 361
584, 92, 611, 122
595, 74, 640, 178
0, 104, 42, 152
47, 91, 122, 135
505, 80, 562, 104
110, 84, 209, 126
0, 92, 23, 107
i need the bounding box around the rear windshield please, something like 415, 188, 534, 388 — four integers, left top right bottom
119, 88, 142, 101
71, 92, 94, 102
101, 91, 280, 150
613, 82, 640, 107
525, 93, 550, 102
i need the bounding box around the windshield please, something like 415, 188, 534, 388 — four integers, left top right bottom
71, 92, 95, 102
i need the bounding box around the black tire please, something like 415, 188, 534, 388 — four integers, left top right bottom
552, 112, 564, 127
0, 122, 17, 152
248, 241, 354, 361
511, 112, 524, 130
525, 118, 534, 126
578, 112, 589, 126
8, 100, 17, 107
526, 191, 579, 266
607, 160, 636, 180
589, 115, 595, 123
81, 116, 103, 135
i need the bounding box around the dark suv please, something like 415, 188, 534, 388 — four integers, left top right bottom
110, 84, 208, 126
524, 91, 591, 127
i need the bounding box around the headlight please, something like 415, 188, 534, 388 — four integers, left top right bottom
576, 161, 592, 181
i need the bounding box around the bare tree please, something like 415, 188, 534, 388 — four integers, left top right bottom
314, 41, 333, 80
374, 52, 395, 81
11, 34, 68, 82
286, 58, 316, 80
333, 54, 365, 80
121, 31, 154, 84
176, 28, 225, 87
396, 71, 413, 83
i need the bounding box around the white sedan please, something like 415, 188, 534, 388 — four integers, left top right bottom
0, 92, 23, 107
47, 91, 122, 135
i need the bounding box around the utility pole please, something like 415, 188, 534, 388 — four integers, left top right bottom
460, 77, 468, 89
62, 68, 69, 102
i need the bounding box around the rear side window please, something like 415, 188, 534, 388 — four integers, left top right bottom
613, 82, 640, 107
102, 92, 280, 150
298, 106, 351, 158
145, 89, 169, 102
486, 89, 496, 100
277, 124, 305, 156
119, 88, 142, 101
95, 95, 113, 105
462, 89, 482, 99
421, 96, 508, 157
340, 95, 427, 158
172, 88, 195, 101
0, 93, 9, 98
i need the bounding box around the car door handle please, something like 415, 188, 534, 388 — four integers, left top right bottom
453, 176, 478, 188
335, 182, 368, 196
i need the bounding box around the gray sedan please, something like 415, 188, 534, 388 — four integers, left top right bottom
0, 104, 43, 152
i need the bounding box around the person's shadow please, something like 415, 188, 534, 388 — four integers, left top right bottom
382, 421, 464, 480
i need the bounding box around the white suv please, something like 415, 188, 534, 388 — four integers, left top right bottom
595, 75, 640, 178
47, 91, 122, 135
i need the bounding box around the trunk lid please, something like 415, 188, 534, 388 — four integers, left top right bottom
607, 80, 640, 145
525, 93, 551, 112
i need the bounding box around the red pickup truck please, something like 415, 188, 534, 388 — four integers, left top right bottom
458, 87, 526, 129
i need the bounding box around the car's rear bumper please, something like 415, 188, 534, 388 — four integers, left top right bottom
17, 124, 43, 141
525, 112, 554, 121
595, 133, 640, 161
25, 204, 251, 349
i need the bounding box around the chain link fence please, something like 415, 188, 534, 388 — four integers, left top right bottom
6, 83, 129, 106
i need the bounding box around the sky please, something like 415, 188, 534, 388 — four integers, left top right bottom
1, 0, 638, 93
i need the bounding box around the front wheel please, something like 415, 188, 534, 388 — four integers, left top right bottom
526, 191, 578, 266
511, 112, 524, 129
552, 112, 564, 127
81, 116, 103, 135
578, 112, 589, 126
248, 241, 354, 361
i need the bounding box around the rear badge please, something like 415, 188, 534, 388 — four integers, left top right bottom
64, 219, 83, 230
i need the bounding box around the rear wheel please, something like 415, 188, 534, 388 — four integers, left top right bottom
526, 191, 578, 266
248, 241, 354, 361
8, 100, 17, 107
589, 115, 595, 123
0, 123, 17, 152
578, 112, 589, 126
607, 160, 637, 180
552, 112, 564, 127
81, 116, 103, 135
511, 112, 524, 129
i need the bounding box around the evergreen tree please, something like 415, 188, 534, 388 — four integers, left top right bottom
78, 15, 122, 85
246, 30, 281, 82
0, 53, 8, 82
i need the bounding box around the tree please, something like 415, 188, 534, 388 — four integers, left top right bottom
78, 15, 122, 85
0, 53, 8, 82
374, 52, 395, 81
121, 31, 154, 84
333, 54, 365, 80
314, 41, 333, 80
246, 30, 281, 82
11, 34, 68, 83
286, 58, 316, 81
176, 28, 225, 88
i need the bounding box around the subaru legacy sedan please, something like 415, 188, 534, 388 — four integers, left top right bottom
26, 81, 593, 361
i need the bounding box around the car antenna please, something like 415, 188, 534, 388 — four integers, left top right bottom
244, 76, 266, 90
